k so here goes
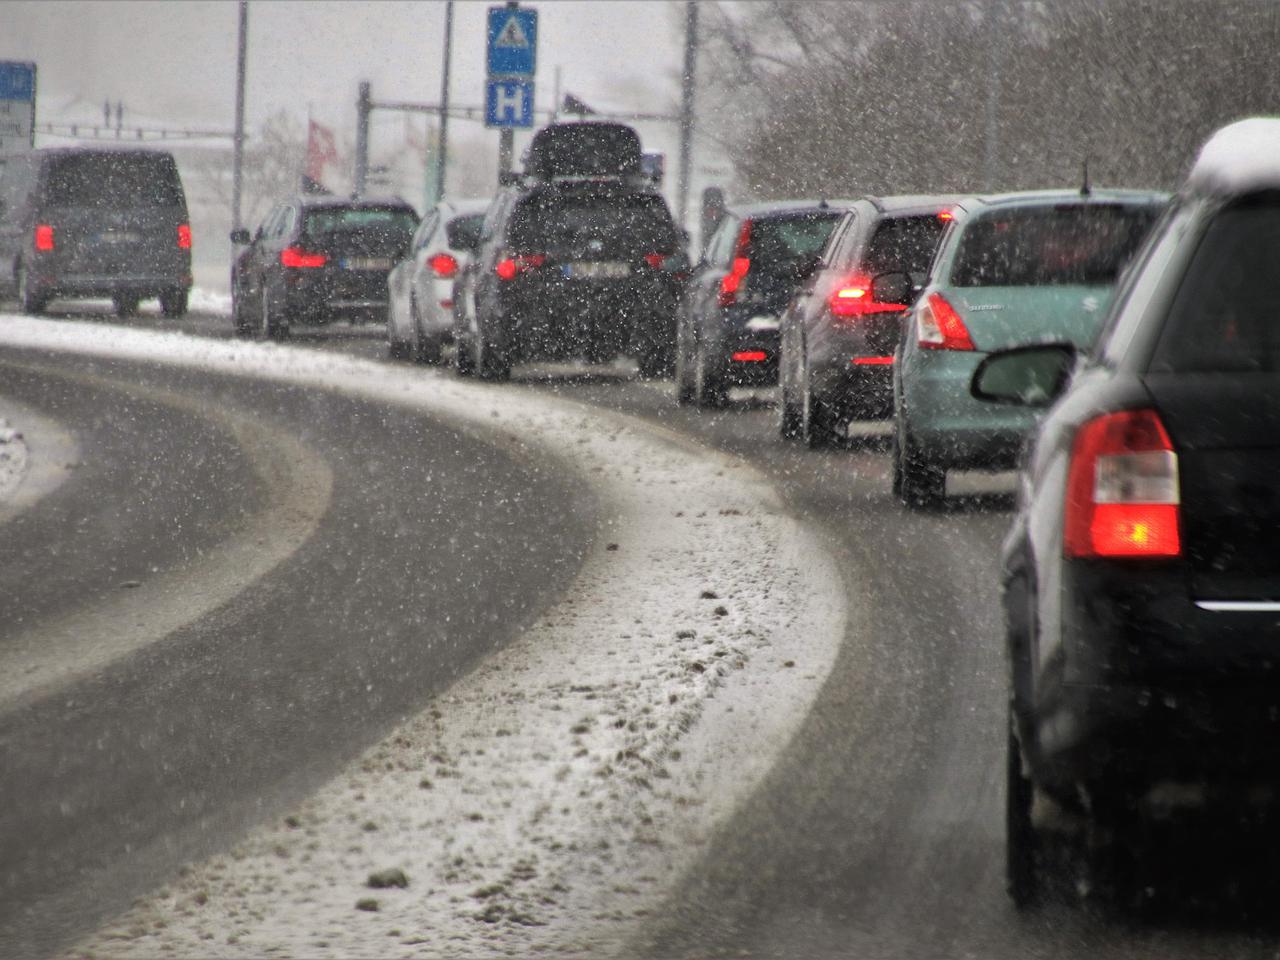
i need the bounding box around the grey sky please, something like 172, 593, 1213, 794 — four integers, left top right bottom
4, 1, 686, 147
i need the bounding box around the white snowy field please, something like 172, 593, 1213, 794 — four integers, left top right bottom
0, 316, 847, 958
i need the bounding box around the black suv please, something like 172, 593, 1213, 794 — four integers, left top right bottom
972, 119, 1280, 907
452, 122, 686, 380
0, 147, 192, 317
674, 200, 847, 407
231, 196, 418, 339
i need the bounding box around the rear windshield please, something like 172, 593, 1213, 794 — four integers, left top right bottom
304, 207, 417, 240
43, 152, 184, 209
950, 203, 1157, 287
509, 194, 676, 252
863, 214, 947, 276
747, 213, 841, 270
445, 212, 485, 249
1151, 197, 1280, 373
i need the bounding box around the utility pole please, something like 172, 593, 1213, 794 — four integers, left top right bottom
435, 0, 454, 203
355, 80, 371, 197
677, 1, 698, 229
983, 0, 1003, 191
232, 0, 248, 232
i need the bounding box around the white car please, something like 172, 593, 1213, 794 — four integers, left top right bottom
386, 198, 490, 364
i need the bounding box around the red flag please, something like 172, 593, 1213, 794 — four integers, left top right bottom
306, 119, 339, 185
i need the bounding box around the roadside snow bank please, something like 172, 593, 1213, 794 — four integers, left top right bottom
0, 317, 846, 958
0, 416, 26, 505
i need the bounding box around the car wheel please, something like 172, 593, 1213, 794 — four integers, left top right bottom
693, 337, 727, 408
261, 285, 289, 341
779, 375, 804, 439
800, 355, 838, 448
674, 323, 696, 406
1006, 713, 1041, 910
16, 263, 47, 315
476, 326, 510, 382
112, 293, 140, 318
232, 284, 253, 338
410, 298, 444, 365
637, 343, 674, 380
894, 417, 945, 508
160, 289, 188, 319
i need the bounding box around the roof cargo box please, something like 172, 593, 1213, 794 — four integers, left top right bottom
525, 122, 642, 180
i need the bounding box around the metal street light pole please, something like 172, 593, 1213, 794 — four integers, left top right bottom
232, 0, 248, 231
435, 0, 454, 203
677, 1, 698, 230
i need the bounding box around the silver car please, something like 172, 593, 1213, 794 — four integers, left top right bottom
386, 198, 490, 364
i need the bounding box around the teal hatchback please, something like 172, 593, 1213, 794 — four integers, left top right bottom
891, 189, 1167, 507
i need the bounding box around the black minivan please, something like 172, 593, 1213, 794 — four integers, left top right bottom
0, 147, 193, 317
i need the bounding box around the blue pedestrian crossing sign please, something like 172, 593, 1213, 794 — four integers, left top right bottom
487, 7, 537, 77
485, 78, 534, 129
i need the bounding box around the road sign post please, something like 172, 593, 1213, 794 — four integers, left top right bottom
0, 61, 37, 159
485, 4, 537, 179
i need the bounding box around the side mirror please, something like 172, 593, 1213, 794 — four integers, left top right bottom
869, 271, 915, 306
230, 228, 251, 245
970, 343, 1077, 408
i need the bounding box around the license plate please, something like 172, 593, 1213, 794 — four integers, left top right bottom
563, 261, 629, 279
344, 257, 391, 271
98, 231, 141, 244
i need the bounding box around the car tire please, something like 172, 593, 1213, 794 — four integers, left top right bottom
674, 324, 696, 406
894, 418, 945, 508
476, 331, 510, 382
693, 338, 727, 408
453, 328, 476, 377
637, 343, 674, 381
800, 357, 838, 448
261, 286, 289, 341
16, 263, 47, 315
160, 289, 188, 319
1006, 714, 1041, 910
231, 283, 254, 338
113, 294, 140, 318
387, 303, 412, 360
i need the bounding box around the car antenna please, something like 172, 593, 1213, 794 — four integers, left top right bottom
818, 198, 829, 209
1080, 157, 1092, 197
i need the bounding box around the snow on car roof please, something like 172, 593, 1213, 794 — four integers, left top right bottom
1186, 117, 1280, 197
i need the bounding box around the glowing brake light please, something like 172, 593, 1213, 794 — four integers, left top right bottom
938, 210, 955, 222
280, 246, 327, 268
495, 253, 545, 281
1064, 409, 1181, 559
428, 252, 458, 278
718, 219, 754, 307
177, 223, 192, 249
916, 291, 975, 350
731, 350, 768, 363
34, 224, 54, 252
828, 275, 907, 320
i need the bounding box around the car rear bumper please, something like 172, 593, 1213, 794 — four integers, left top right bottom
27, 269, 191, 299
492, 279, 679, 359
1036, 560, 1280, 794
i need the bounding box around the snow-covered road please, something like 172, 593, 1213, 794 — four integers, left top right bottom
0, 317, 847, 957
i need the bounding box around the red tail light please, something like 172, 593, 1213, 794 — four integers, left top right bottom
34, 224, 54, 252
429, 252, 458, 278
717, 219, 754, 306
280, 246, 327, 268
731, 350, 768, 363
644, 252, 665, 269
916, 291, 975, 351
828, 275, 908, 321
177, 224, 192, 249
495, 253, 545, 281
1064, 409, 1181, 559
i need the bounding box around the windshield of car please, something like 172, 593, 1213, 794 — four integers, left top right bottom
508, 193, 676, 253
303, 207, 417, 240
43, 152, 184, 208
950, 204, 1158, 287
1151, 195, 1280, 373
747, 212, 842, 270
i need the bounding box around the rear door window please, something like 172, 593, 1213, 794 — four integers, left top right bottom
509, 194, 676, 255
1151, 195, 1280, 373
43, 152, 184, 209
950, 203, 1158, 287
